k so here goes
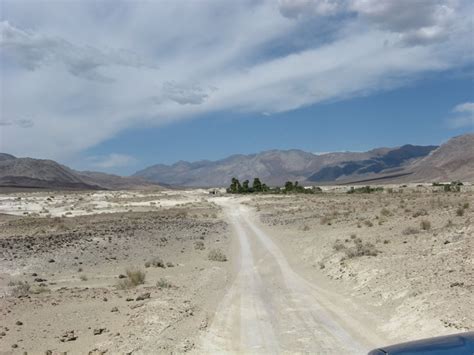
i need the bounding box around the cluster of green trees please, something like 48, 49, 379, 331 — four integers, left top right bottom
347, 186, 384, 194
432, 181, 463, 192
226, 178, 322, 194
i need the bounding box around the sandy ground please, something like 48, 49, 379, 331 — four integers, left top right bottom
245, 184, 473, 345
1, 185, 472, 354
0, 190, 234, 354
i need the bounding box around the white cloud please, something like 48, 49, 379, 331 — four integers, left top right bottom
86, 153, 137, 169
0, 0, 472, 163
0, 21, 157, 82
448, 102, 474, 128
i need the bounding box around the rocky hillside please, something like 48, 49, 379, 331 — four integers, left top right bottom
0, 155, 159, 190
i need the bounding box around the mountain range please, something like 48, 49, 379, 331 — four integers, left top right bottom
135, 134, 473, 187
1, 133, 472, 189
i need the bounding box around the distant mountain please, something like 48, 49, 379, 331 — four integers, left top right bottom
134, 141, 449, 187
0, 155, 160, 190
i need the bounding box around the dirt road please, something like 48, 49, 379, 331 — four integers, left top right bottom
196, 197, 385, 354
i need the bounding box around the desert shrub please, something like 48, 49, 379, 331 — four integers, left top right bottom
194, 241, 205, 250
463, 202, 470, 209
412, 209, 428, 218
146, 257, 165, 268
156, 278, 173, 289
79, 274, 88, 281
380, 208, 391, 217
30, 286, 50, 294
10, 281, 30, 297
302, 225, 310, 231
403, 227, 419, 235
208, 249, 227, 262
364, 220, 374, 227
117, 269, 146, 289
456, 207, 465, 216
420, 220, 431, 231
332, 240, 345, 252
345, 242, 378, 258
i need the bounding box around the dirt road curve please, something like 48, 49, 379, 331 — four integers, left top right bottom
195, 197, 381, 354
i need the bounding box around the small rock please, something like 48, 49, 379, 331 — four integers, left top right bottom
60, 330, 77, 342
136, 292, 150, 301
16, 321, 23, 326
118, 274, 126, 279
103, 297, 108, 302
110, 307, 119, 312
125, 298, 134, 302
48, 259, 55, 263
12, 344, 18, 349
93, 328, 106, 335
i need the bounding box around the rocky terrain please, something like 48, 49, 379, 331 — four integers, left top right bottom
246, 184, 473, 341
0, 191, 233, 354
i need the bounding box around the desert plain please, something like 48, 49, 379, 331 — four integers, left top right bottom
0, 185, 472, 354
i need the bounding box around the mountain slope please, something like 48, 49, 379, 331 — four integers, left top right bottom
0, 155, 159, 190
404, 133, 474, 182
307, 145, 437, 182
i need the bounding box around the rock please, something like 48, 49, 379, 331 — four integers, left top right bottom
118, 274, 126, 279
111, 307, 119, 312
16, 321, 23, 326
12, 344, 18, 349
103, 297, 108, 302
136, 292, 150, 301
48, 259, 55, 263
125, 298, 134, 302
60, 330, 77, 342
93, 328, 106, 335
45, 351, 53, 355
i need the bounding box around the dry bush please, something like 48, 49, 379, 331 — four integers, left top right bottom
10, 281, 30, 297
364, 220, 374, 227
345, 242, 378, 258
456, 207, 464, 217
117, 269, 146, 289
403, 227, 419, 235
413, 209, 428, 218
420, 220, 431, 231
208, 249, 227, 262
380, 208, 391, 217
145, 257, 165, 268
194, 241, 205, 250
156, 278, 173, 289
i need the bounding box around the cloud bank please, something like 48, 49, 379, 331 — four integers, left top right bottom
1, 0, 472, 166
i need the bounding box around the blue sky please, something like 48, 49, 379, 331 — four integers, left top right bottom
1, 0, 473, 175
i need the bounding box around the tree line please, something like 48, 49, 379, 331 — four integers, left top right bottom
226, 177, 322, 194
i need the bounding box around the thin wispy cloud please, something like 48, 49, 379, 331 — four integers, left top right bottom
1, 0, 472, 166
448, 102, 474, 128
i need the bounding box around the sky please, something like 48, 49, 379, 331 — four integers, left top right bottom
1, 0, 473, 175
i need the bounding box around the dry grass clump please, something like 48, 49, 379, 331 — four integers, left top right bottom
413, 209, 428, 218
156, 278, 174, 289
208, 248, 227, 262
194, 241, 205, 250
333, 238, 378, 258
9, 281, 30, 297
420, 219, 431, 231
117, 269, 146, 289
145, 257, 165, 268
